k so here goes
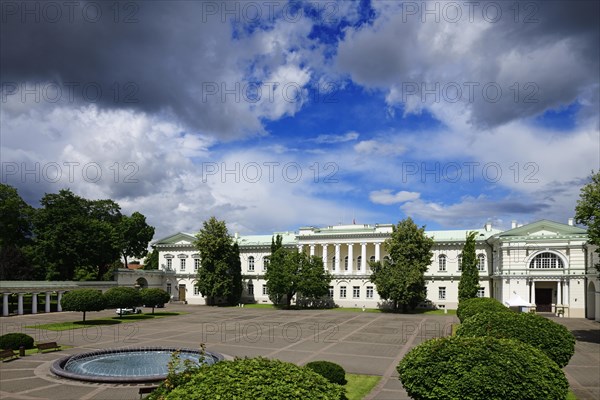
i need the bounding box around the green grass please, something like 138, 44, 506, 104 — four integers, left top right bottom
567, 391, 578, 400
345, 374, 381, 400
26, 312, 183, 331
23, 345, 74, 356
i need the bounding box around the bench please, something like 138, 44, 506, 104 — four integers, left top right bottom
0, 349, 18, 361
138, 386, 159, 399
36, 342, 61, 353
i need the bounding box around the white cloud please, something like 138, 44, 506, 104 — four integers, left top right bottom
370, 190, 420, 205
354, 139, 405, 156
313, 131, 359, 144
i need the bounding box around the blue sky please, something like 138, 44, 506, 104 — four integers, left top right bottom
1, 0, 598, 240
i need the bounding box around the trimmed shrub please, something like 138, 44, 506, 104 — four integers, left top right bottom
456, 311, 576, 367
140, 288, 171, 314
456, 297, 509, 322
61, 289, 106, 322
103, 287, 142, 310
0, 333, 35, 350
148, 357, 346, 400
397, 336, 569, 400
305, 360, 347, 385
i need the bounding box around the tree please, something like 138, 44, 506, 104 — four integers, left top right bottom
575, 171, 600, 270
117, 211, 155, 268
103, 287, 142, 317
266, 245, 331, 307
143, 247, 159, 270
458, 231, 480, 302
194, 217, 242, 305
0, 184, 35, 280
370, 217, 434, 312
140, 288, 171, 314
61, 289, 106, 322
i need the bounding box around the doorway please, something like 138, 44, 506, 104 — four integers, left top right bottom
535, 288, 552, 312
178, 285, 186, 302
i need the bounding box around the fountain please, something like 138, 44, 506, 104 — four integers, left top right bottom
51, 347, 223, 383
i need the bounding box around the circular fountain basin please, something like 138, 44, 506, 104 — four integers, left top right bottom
51, 347, 223, 383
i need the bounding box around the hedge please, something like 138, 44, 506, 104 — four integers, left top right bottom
0, 333, 35, 350
397, 336, 569, 400
148, 357, 346, 400
455, 311, 576, 367
456, 297, 509, 322
305, 360, 347, 385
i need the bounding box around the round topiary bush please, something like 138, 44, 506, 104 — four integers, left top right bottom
148, 357, 346, 400
0, 333, 35, 350
305, 360, 347, 385
397, 336, 569, 400
456, 311, 576, 367
456, 297, 509, 322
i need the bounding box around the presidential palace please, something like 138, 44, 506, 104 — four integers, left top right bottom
116, 218, 600, 321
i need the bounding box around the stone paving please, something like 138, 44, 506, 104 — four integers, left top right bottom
0, 305, 597, 400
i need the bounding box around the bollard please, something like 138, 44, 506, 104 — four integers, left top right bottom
19, 346, 25, 356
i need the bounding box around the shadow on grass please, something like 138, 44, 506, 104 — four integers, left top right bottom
149, 312, 181, 316
73, 319, 122, 326
112, 315, 155, 321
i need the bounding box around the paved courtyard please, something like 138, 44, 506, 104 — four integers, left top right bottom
0, 305, 598, 400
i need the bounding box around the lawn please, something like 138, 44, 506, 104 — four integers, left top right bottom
25, 312, 183, 331
345, 374, 381, 400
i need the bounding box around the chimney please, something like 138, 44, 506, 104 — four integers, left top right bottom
485, 222, 492, 232
568, 218, 574, 226
511, 220, 517, 229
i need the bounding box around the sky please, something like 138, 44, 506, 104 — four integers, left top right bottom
1, 0, 599, 241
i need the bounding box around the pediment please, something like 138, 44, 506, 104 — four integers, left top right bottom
152, 232, 196, 245
499, 220, 586, 238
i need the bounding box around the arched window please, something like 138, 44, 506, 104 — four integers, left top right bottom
357, 256, 362, 267
438, 254, 447, 271
477, 254, 486, 271
263, 257, 270, 271
529, 252, 564, 269
344, 256, 349, 270
332, 256, 336, 268
248, 256, 255, 272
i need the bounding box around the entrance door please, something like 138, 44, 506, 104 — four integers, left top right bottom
178, 285, 186, 302
535, 288, 552, 312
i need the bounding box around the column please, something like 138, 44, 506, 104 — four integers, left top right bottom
347, 244, 354, 275
309, 244, 315, 257
31, 293, 38, 314
564, 280, 569, 305
322, 244, 328, 270
375, 243, 381, 261
57, 291, 63, 312
334, 244, 341, 274
45, 292, 51, 313
360, 243, 367, 274
557, 281, 562, 305
2, 293, 9, 316
530, 281, 536, 305
17, 293, 24, 315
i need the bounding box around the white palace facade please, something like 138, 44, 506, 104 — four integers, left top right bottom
115, 219, 600, 320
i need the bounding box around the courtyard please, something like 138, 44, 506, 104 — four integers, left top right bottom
0, 305, 598, 400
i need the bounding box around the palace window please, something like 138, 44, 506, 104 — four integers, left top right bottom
369, 256, 375, 263
439, 287, 446, 300
180, 258, 186, 272
477, 287, 485, 298
248, 256, 255, 272
263, 257, 269, 271
194, 258, 201, 272
262, 285, 268, 295
340, 286, 347, 298
438, 254, 447, 271
529, 252, 564, 269
353, 286, 360, 298
194, 286, 200, 296
366, 286, 374, 299
166, 258, 172, 270
166, 283, 172, 295
328, 286, 334, 298
357, 256, 362, 268
332, 256, 336, 268
248, 284, 254, 296
477, 254, 486, 271
458, 254, 462, 271
344, 256, 349, 271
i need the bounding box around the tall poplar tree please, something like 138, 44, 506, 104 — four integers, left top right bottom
458, 231, 480, 302
575, 171, 600, 271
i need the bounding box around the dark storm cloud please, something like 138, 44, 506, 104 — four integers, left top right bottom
0, 1, 261, 138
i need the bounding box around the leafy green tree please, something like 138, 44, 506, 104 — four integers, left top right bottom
271, 234, 283, 254
140, 288, 171, 314
117, 211, 155, 268
194, 217, 242, 305
103, 287, 142, 317
266, 246, 331, 307
458, 231, 480, 302
575, 171, 600, 270
0, 184, 35, 280
61, 289, 106, 322
370, 217, 434, 312
143, 247, 159, 270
